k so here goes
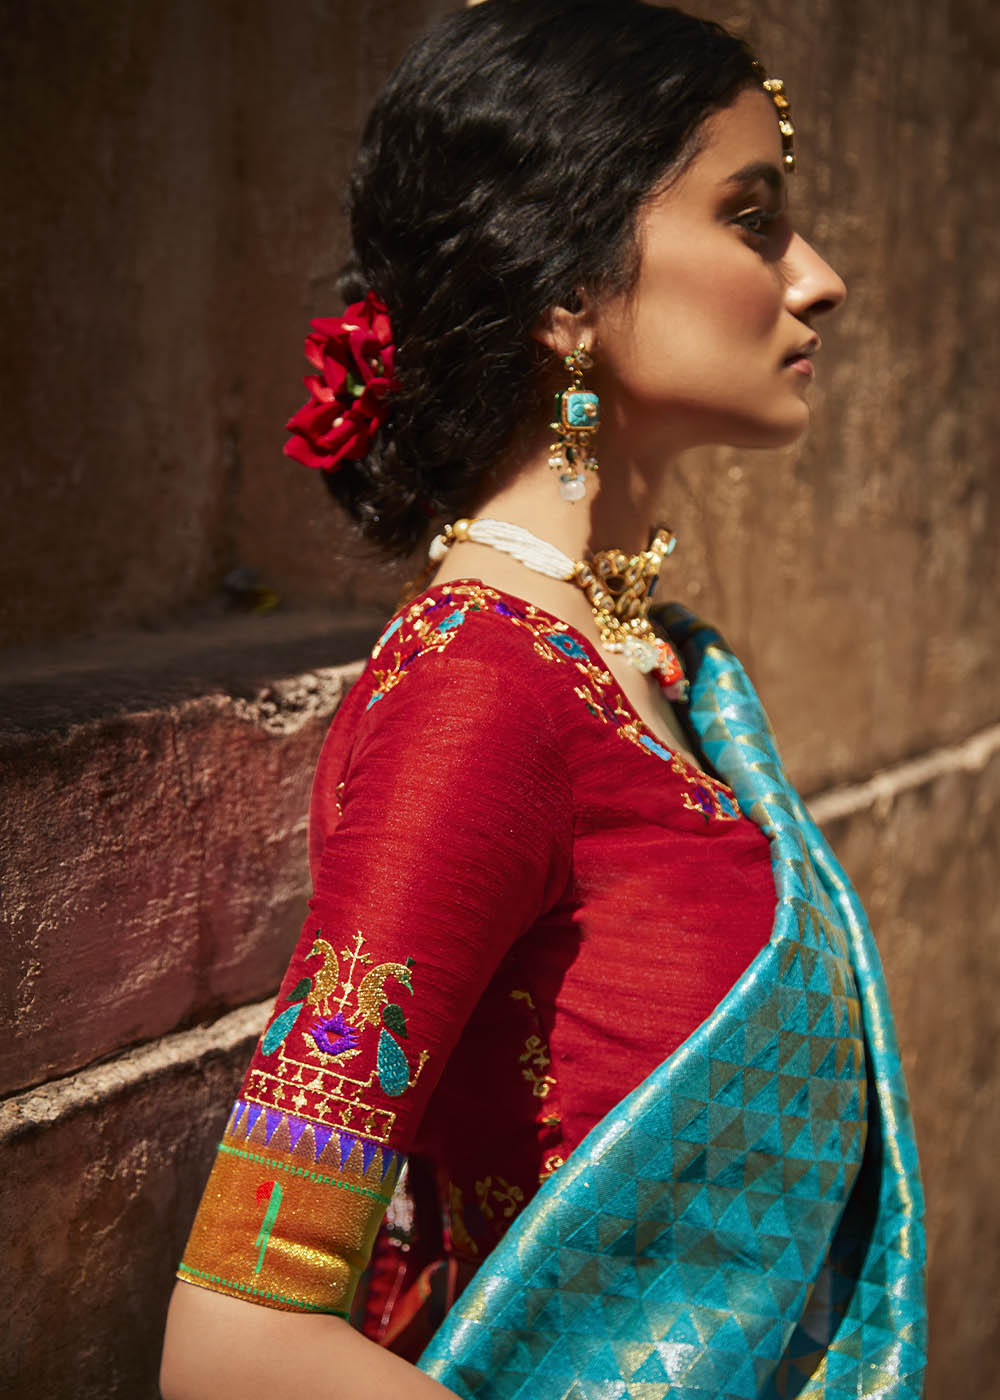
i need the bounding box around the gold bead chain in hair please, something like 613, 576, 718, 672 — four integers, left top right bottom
752, 64, 796, 172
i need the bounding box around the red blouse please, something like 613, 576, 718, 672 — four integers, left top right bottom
179, 581, 775, 1338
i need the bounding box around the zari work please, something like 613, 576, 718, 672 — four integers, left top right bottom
369, 581, 740, 823
180, 926, 424, 1314
178, 1098, 405, 1314
249, 928, 429, 1136
177, 582, 782, 1331
419, 607, 926, 1399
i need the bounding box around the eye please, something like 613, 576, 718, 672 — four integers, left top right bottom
732, 207, 780, 241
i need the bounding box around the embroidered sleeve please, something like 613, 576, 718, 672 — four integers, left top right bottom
178, 649, 573, 1317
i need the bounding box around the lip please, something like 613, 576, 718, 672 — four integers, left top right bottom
782, 335, 820, 377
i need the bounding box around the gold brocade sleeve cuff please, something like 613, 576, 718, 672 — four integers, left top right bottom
178, 1099, 405, 1315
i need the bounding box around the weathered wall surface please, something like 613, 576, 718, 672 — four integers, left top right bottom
1, 1006, 265, 1399
2, 0, 998, 1397
814, 735, 1000, 1392
2, 0, 997, 790
0, 617, 377, 1098
673, 0, 1000, 793
0, 0, 442, 646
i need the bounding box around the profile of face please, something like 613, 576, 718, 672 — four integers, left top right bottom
558, 87, 847, 458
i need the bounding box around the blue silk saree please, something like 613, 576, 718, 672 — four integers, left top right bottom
419, 609, 926, 1400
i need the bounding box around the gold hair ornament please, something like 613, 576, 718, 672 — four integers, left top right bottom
752, 64, 796, 172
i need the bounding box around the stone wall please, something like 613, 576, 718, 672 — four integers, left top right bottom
2, 0, 997, 1396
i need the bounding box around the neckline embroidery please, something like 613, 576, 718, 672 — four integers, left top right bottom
367, 581, 740, 823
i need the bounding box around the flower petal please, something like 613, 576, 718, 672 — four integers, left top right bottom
286, 292, 395, 472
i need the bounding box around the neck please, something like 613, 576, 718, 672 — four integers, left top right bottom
470, 425, 674, 561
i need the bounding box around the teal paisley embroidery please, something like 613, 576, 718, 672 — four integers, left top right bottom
252, 930, 430, 1144
543, 631, 589, 661
373, 614, 403, 653
261, 1001, 307, 1056
376, 1027, 411, 1096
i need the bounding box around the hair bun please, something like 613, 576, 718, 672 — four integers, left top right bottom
313, 1, 757, 557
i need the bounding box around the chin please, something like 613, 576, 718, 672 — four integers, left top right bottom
723, 405, 811, 451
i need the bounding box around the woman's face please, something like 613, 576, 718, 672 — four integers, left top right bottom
590, 86, 846, 456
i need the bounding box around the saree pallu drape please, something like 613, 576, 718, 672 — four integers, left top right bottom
419, 611, 926, 1400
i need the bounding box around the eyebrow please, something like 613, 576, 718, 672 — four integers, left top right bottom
722, 161, 786, 195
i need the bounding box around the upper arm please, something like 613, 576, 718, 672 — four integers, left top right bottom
175, 649, 572, 1325
160, 1279, 459, 1400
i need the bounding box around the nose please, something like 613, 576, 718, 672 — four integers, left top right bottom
784, 233, 846, 319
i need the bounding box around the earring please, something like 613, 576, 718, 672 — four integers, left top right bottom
548, 342, 599, 503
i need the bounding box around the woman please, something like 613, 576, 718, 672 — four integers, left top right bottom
161, 3, 926, 1397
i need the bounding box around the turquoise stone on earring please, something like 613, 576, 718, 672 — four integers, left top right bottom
549, 344, 599, 503
561, 390, 600, 430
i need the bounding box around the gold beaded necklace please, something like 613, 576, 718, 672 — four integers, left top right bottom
428, 519, 689, 701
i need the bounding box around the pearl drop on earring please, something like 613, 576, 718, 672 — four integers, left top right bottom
558, 472, 587, 503
549, 343, 600, 504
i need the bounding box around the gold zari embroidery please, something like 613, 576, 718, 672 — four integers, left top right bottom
475, 1175, 525, 1221
519, 1035, 557, 1099
179, 1100, 406, 1317
252, 928, 430, 1144
368, 583, 739, 820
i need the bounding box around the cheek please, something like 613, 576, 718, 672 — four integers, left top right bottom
595, 246, 785, 403
708, 259, 784, 335
636, 258, 780, 369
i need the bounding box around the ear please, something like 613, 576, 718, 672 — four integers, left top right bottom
531, 291, 598, 359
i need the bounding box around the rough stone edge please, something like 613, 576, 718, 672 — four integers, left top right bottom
0, 1000, 270, 1143
5, 719, 998, 1140
0, 656, 367, 746
805, 722, 1000, 823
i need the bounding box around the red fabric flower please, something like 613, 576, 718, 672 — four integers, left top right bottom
284, 292, 397, 472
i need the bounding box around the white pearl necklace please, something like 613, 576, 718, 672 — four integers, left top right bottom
428, 517, 576, 579
428, 518, 689, 701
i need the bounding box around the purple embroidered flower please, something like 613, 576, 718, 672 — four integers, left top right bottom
691, 784, 715, 817
495, 601, 524, 619
310, 1013, 360, 1057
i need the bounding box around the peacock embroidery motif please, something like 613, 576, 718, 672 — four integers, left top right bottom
248, 928, 430, 1144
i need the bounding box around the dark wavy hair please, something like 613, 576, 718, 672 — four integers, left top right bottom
324, 0, 759, 555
